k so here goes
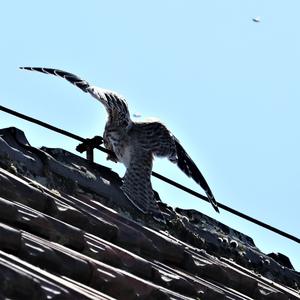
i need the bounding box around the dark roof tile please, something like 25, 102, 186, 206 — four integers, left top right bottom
0, 127, 299, 299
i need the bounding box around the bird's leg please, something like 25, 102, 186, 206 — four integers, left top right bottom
102, 132, 119, 163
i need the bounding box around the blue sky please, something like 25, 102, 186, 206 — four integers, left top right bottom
1, 1, 300, 270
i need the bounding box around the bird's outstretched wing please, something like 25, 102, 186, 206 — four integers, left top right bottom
173, 137, 219, 213
20, 67, 130, 126
132, 122, 219, 213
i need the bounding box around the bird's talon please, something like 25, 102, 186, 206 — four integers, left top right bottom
107, 154, 118, 163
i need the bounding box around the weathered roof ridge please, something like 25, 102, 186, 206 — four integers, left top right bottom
0, 126, 299, 299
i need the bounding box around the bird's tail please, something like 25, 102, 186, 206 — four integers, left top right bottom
173, 137, 219, 213
20, 67, 90, 93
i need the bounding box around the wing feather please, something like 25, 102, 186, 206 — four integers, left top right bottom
173, 137, 219, 213
20, 67, 90, 92
20, 66, 130, 126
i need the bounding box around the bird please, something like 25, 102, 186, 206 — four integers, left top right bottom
252, 17, 261, 23
20, 67, 219, 218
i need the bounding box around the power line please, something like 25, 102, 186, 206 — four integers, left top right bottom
0, 105, 110, 154
1, 104, 299, 244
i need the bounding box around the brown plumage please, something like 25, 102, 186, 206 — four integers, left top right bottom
20, 67, 219, 218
